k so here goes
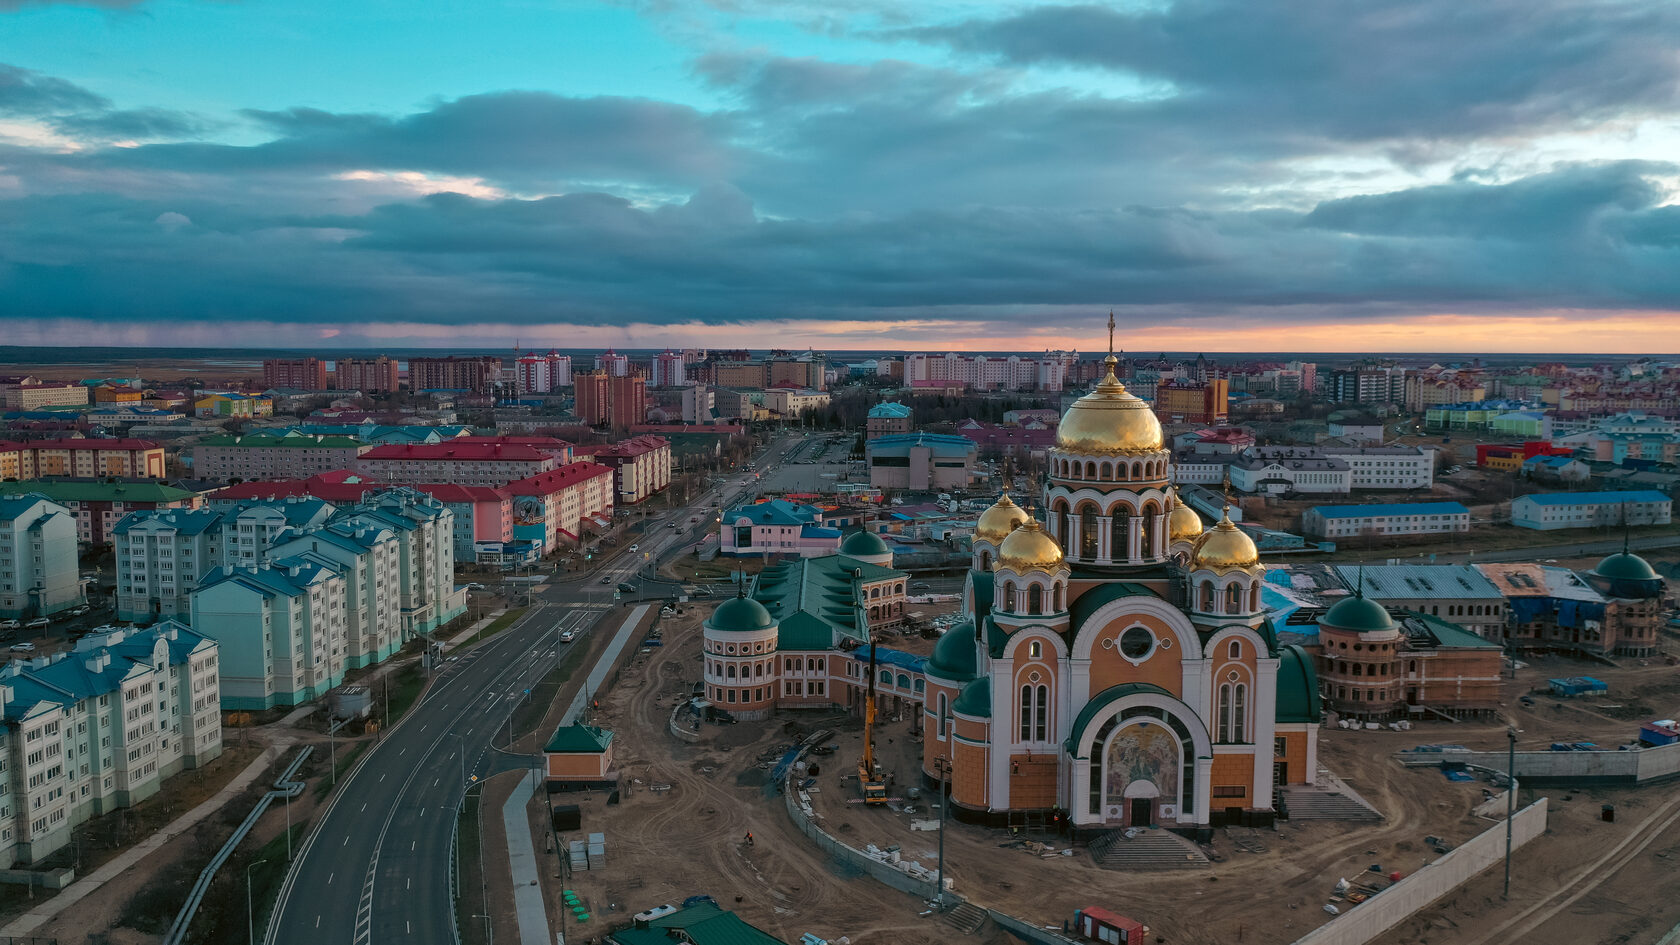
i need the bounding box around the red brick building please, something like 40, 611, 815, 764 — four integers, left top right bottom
262, 358, 329, 390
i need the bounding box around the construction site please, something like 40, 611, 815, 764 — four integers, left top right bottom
541, 597, 1680, 945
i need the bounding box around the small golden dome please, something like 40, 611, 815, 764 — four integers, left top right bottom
1055, 357, 1164, 455
1169, 494, 1204, 543
1189, 511, 1260, 573
997, 519, 1065, 573
975, 494, 1030, 543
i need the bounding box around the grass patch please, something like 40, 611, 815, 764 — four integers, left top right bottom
313, 742, 367, 801
456, 788, 489, 945
383, 662, 427, 724
466, 606, 528, 647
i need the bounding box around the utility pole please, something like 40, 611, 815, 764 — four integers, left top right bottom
934, 711, 952, 912
247, 859, 269, 945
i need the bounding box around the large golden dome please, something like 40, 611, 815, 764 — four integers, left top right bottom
997, 519, 1065, 573
1055, 357, 1164, 454
1189, 512, 1260, 573
975, 494, 1030, 543
1169, 493, 1204, 542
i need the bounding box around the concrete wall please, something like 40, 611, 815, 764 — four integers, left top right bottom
1413, 743, 1680, 784
1289, 798, 1548, 945
987, 909, 1084, 945
782, 774, 940, 900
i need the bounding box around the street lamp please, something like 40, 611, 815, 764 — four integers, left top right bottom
246, 859, 268, 945
471, 912, 493, 945
1504, 727, 1519, 899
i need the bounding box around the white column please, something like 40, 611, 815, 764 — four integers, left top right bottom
1128, 515, 1143, 561
1251, 657, 1280, 811
1096, 516, 1112, 563
1193, 755, 1214, 825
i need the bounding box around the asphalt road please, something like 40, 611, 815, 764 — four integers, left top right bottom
1430, 533, 1680, 564
267, 436, 793, 945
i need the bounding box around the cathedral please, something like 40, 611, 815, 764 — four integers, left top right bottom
921, 348, 1321, 837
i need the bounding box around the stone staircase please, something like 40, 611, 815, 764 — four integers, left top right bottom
1089, 828, 1209, 871
942, 902, 988, 935
1280, 787, 1383, 823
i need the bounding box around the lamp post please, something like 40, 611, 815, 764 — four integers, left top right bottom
247, 859, 268, 945
471, 913, 493, 945
933, 726, 952, 912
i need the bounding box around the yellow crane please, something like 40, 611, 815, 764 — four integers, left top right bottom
858, 644, 888, 804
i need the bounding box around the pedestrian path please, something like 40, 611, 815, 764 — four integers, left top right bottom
0, 741, 292, 936
501, 603, 651, 944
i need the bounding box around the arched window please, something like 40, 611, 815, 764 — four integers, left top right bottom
914, 678, 924, 693
1001, 581, 1017, 611
1028, 583, 1043, 615
1100, 460, 1112, 479
1028, 640, 1042, 659
1226, 583, 1242, 612
1019, 684, 1050, 741
727, 664, 737, 678
1228, 640, 1241, 659
1079, 504, 1098, 558
807, 658, 816, 671
1085, 461, 1096, 479
880, 669, 892, 684
1218, 684, 1232, 743
817, 658, 825, 672
1110, 510, 1130, 564
1199, 581, 1214, 612
937, 692, 949, 738
897, 673, 910, 689
979, 550, 992, 570
1052, 582, 1064, 612
1234, 684, 1247, 741
1139, 505, 1157, 558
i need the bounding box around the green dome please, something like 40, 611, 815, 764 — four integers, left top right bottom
841, 530, 891, 557
1275, 645, 1323, 724
1594, 552, 1659, 583
927, 622, 979, 682
952, 678, 991, 718
706, 596, 775, 633
1321, 594, 1394, 633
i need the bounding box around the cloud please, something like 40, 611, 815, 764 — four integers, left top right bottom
897, 1, 1680, 144
0, 0, 143, 9
0, 63, 108, 116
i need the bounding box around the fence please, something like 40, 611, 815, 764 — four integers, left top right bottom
781, 759, 940, 901
1287, 798, 1549, 945
163, 746, 313, 945
1402, 741, 1680, 784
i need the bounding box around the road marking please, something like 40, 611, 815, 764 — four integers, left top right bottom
361, 803, 367, 812
316, 915, 321, 928
328, 872, 334, 884
433, 778, 439, 787
411, 841, 416, 851
379, 773, 385, 782
419, 724, 427, 733
343, 836, 349, 846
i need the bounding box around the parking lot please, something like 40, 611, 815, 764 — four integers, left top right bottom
1, 598, 121, 660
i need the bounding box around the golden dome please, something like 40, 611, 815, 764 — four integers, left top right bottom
997, 519, 1065, 573
1055, 357, 1164, 454
1169, 494, 1204, 543
1189, 511, 1260, 573
975, 494, 1030, 543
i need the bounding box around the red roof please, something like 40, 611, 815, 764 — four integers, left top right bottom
0, 437, 160, 451
359, 443, 553, 461
577, 435, 669, 459
409, 483, 508, 503
452, 435, 572, 450
213, 470, 385, 503
505, 461, 613, 496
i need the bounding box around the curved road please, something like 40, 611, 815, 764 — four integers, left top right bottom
267, 436, 792, 945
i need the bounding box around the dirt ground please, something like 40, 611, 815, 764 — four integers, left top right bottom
545, 608, 1010, 945
537, 604, 1680, 945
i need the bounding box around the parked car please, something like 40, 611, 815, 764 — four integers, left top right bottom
9, 642, 35, 653
24, 617, 49, 630
68, 604, 91, 616
911, 582, 931, 590
0, 619, 18, 631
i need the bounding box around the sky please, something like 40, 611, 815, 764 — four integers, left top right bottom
3, 0, 1680, 353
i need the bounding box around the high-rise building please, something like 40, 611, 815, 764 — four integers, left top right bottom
263, 358, 329, 390
1154, 379, 1229, 425
652, 350, 686, 388
575, 371, 611, 426
0, 494, 85, 618
335, 356, 400, 393
408, 356, 502, 394
517, 351, 573, 393
608, 375, 648, 432
596, 349, 629, 377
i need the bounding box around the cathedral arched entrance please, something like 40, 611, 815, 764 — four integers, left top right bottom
1066, 684, 1213, 832
1122, 778, 1161, 827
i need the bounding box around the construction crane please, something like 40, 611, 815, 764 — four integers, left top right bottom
858, 644, 888, 804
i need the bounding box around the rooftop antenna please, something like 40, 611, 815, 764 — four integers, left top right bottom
1356, 560, 1366, 598
1622, 498, 1631, 556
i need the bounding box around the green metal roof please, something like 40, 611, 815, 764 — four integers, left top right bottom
0, 479, 198, 504
927, 621, 979, 682
544, 722, 613, 754
952, 677, 991, 718
1064, 682, 1176, 757
1068, 581, 1160, 637
609, 901, 789, 945
839, 530, 890, 557
706, 596, 775, 633
968, 569, 993, 623
1593, 552, 1659, 583
748, 552, 906, 652
1274, 645, 1322, 724
1320, 593, 1395, 633
1397, 611, 1502, 650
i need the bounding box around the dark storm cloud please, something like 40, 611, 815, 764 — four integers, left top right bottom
77, 92, 741, 190
4, 162, 1678, 328
0, 63, 108, 115
900, 0, 1680, 143
52, 107, 210, 140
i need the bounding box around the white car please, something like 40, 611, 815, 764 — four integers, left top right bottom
9, 643, 35, 653
559, 629, 577, 643
24, 618, 48, 630
0, 619, 18, 631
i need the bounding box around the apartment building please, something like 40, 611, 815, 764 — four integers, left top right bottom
651, 350, 686, 388
0, 495, 84, 619
595, 350, 629, 377
355, 442, 558, 487
903, 352, 1066, 392
192, 558, 350, 709
1324, 446, 1435, 490
0, 438, 166, 480
113, 508, 226, 622
1, 385, 89, 411
0, 480, 201, 546
193, 432, 371, 481
1154, 379, 1229, 425
0, 621, 221, 867
408, 356, 502, 394
515, 351, 572, 393
334, 356, 400, 394
576, 436, 671, 505
1302, 502, 1472, 540
762, 388, 830, 417
1511, 490, 1672, 531
262, 358, 329, 391
504, 462, 616, 554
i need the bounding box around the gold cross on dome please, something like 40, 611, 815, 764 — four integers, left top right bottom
1107, 311, 1116, 358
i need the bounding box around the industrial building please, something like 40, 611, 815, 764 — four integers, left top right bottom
865, 433, 978, 491
1301, 502, 1471, 540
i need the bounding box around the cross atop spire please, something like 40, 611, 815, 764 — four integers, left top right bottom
1107, 310, 1116, 358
